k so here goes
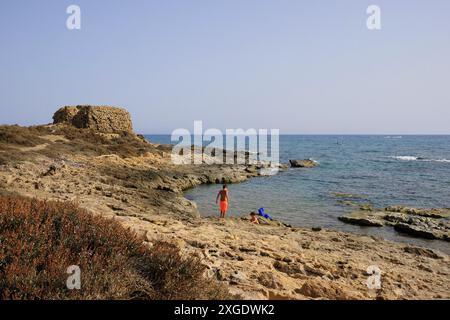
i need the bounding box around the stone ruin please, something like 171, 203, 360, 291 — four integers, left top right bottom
53, 105, 133, 133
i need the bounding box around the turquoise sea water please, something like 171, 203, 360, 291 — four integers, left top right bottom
145, 135, 450, 252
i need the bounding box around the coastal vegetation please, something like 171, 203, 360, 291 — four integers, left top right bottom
0, 196, 230, 300
0, 124, 164, 165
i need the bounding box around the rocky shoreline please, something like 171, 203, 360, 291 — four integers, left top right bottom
338, 205, 450, 242
1, 107, 449, 300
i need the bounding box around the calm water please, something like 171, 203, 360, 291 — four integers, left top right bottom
146, 135, 450, 253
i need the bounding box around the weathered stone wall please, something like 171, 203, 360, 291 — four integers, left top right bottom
52, 106, 79, 124
53, 105, 133, 133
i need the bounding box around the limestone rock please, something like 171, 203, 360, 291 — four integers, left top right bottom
338, 211, 384, 227
394, 223, 438, 240
230, 271, 248, 284
52, 106, 79, 124
289, 159, 318, 168
339, 208, 450, 241
385, 205, 450, 219
53, 105, 133, 133
403, 246, 445, 260
295, 278, 354, 300
258, 272, 282, 290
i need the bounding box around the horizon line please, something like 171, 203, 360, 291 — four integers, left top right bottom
140, 133, 450, 136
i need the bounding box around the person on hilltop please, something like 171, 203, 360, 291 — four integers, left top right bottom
216, 184, 229, 219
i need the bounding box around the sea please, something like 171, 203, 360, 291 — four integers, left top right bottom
145, 135, 450, 253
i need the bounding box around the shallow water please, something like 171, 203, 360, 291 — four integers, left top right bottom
146, 135, 450, 253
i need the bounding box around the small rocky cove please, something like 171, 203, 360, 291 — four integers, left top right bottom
0, 106, 449, 300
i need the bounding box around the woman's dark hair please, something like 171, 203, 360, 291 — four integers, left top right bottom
223, 184, 227, 189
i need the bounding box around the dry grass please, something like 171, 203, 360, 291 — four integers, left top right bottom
0, 124, 164, 165
0, 125, 50, 147
0, 196, 231, 300
50, 125, 159, 158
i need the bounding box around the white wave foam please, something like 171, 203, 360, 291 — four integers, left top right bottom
389, 156, 450, 163
432, 159, 450, 163
390, 156, 418, 161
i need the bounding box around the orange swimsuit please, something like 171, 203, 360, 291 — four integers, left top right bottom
220, 199, 228, 212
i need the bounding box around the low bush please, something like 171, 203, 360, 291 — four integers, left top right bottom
0, 196, 230, 300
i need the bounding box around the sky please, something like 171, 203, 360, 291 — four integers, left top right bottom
0, 0, 449, 134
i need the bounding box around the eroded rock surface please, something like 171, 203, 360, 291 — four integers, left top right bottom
338, 211, 385, 227
339, 208, 450, 241
53, 105, 133, 133
385, 205, 450, 219
289, 159, 318, 168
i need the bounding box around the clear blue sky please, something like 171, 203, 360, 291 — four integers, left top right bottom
1, 0, 449, 134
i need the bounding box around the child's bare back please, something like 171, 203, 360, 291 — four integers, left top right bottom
218, 189, 228, 201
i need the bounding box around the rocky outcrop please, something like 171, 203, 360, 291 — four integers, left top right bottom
403, 246, 446, 259
53, 105, 133, 133
394, 223, 438, 240
289, 159, 318, 168
385, 205, 450, 219
52, 106, 79, 124
339, 207, 450, 241
338, 211, 384, 227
